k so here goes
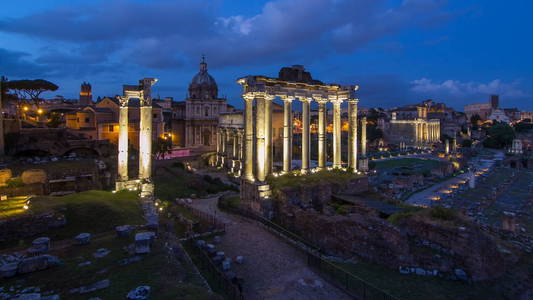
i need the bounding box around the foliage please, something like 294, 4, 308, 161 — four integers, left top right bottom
220, 196, 240, 209
514, 120, 533, 133
470, 114, 482, 126
461, 139, 473, 148
5, 79, 58, 102
483, 122, 515, 149
47, 112, 62, 128
172, 161, 185, 169
428, 206, 457, 221
387, 211, 416, 225
5, 177, 24, 188
267, 169, 361, 191
153, 137, 172, 159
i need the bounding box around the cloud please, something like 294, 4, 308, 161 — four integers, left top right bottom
411, 78, 529, 98
0, 48, 49, 77
0, 0, 451, 70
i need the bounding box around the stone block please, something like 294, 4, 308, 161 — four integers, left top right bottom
0, 262, 18, 278
398, 266, 410, 274
75, 233, 91, 245
93, 248, 111, 258
222, 259, 231, 271
127, 286, 150, 300
12, 294, 41, 300
21, 169, 47, 185
454, 269, 468, 281
213, 236, 222, 244
17, 256, 50, 274
235, 256, 244, 264
31, 237, 50, 253
135, 232, 155, 254
0, 169, 12, 185
116, 225, 132, 237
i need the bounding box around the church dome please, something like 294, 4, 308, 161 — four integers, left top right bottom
188, 56, 218, 99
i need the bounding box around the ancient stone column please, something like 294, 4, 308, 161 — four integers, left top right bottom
331, 98, 343, 169
118, 96, 129, 182
317, 98, 328, 170
220, 129, 227, 168
216, 129, 222, 166
445, 139, 450, 154
232, 129, 238, 171
243, 94, 255, 182
282, 96, 294, 173
361, 116, 367, 157
139, 97, 153, 181
347, 98, 358, 172
255, 93, 267, 182
264, 94, 274, 175
301, 97, 312, 174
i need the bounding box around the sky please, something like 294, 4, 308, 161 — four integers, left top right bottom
0, 0, 532, 111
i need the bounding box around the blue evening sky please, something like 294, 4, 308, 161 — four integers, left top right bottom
0, 0, 532, 110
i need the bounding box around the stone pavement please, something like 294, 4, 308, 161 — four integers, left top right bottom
190, 197, 351, 300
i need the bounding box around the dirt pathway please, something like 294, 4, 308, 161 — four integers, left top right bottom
190, 197, 352, 300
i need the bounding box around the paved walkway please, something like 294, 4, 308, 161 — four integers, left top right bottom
406, 150, 505, 207
190, 197, 351, 300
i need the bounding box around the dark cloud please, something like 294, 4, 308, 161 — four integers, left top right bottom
0, 0, 451, 70
0, 48, 49, 77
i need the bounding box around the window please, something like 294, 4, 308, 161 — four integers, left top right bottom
109, 125, 114, 132
85, 117, 90, 123
153, 114, 157, 119
205, 106, 209, 117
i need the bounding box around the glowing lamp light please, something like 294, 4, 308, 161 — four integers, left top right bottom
112, 190, 117, 194
23, 106, 29, 111
37, 108, 43, 114
23, 205, 29, 210
159, 207, 163, 212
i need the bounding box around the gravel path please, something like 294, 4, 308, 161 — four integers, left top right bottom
190, 197, 352, 300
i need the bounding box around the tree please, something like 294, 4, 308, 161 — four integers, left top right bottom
462, 139, 473, 148
482, 123, 515, 149
514, 120, 533, 133
5, 79, 58, 105
470, 114, 481, 127
153, 137, 172, 159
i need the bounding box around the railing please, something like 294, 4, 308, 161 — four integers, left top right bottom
186, 205, 226, 234
182, 239, 244, 300
219, 202, 400, 300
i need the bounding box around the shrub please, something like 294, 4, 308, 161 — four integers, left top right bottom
387, 211, 415, 225
220, 196, 240, 209
429, 206, 456, 221
172, 162, 185, 169
6, 177, 24, 188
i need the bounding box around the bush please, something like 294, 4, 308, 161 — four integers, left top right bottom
336, 204, 350, 216
429, 206, 456, 221
220, 196, 240, 209
387, 211, 415, 225
172, 162, 185, 169
6, 177, 24, 188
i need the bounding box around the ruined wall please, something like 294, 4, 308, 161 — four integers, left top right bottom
273, 181, 506, 281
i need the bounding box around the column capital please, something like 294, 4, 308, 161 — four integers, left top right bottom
314, 95, 328, 104
347, 98, 359, 104
300, 97, 313, 103
242, 93, 255, 101
117, 96, 129, 107
280, 95, 295, 102
330, 97, 343, 105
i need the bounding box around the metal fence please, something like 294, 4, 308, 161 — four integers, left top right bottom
185, 205, 226, 234
183, 239, 244, 300
220, 203, 400, 300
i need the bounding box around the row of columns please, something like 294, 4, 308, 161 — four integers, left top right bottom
415, 121, 440, 144
216, 127, 244, 175
242, 93, 360, 184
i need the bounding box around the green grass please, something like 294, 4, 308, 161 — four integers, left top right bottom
0, 234, 217, 299
268, 169, 363, 191
374, 158, 442, 174
335, 260, 505, 300
24, 190, 143, 241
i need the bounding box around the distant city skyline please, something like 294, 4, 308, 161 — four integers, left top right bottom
1, 0, 532, 111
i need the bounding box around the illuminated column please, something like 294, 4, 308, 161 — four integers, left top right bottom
361, 116, 367, 157
117, 96, 129, 182
445, 139, 450, 154
220, 129, 227, 168
331, 98, 343, 169
424, 123, 429, 143
238, 129, 244, 176
139, 98, 153, 181
301, 97, 312, 174
282, 96, 294, 173
216, 129, 222, 166
317, 98, 327, 170
264, 94, 274, 175
255, 94, 267, 182
243, 94, 255, 182
347, 98, 358, 172
232, 129, 238, 171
